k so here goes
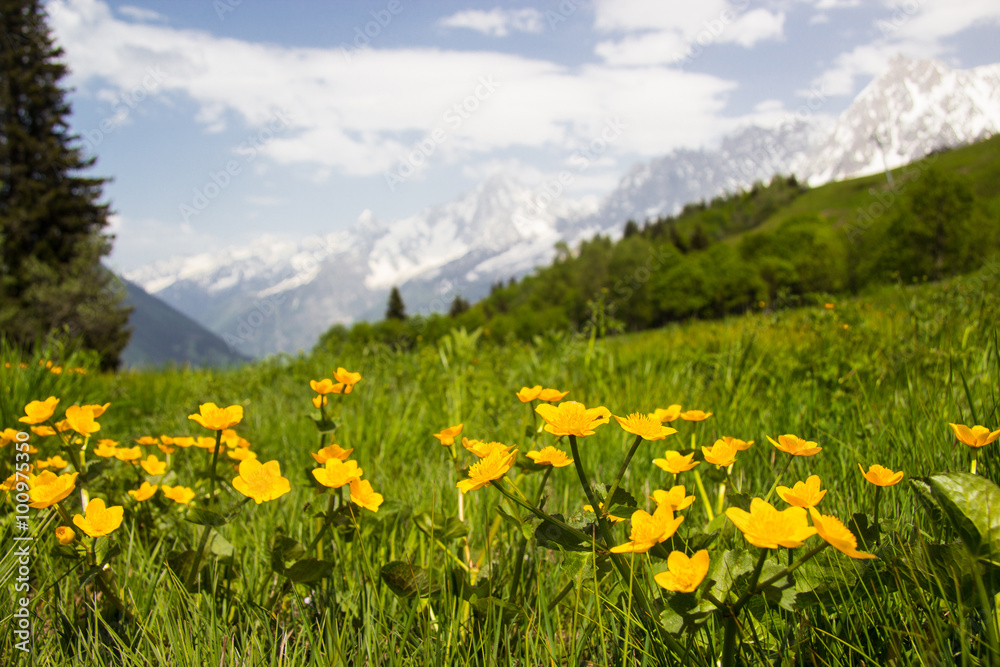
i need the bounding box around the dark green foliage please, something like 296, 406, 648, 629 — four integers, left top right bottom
0, 0, 130, 369
385, 286, 407, 321
448, 294, 470, 318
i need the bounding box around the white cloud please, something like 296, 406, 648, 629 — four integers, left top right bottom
438, 7, 545, 37
814, 0, 1000, 96
117, 5, 166, 23
592, 0, 785, 66
50, 0, 743, 178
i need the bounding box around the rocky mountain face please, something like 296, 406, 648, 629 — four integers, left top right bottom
125, 56, 1000, 358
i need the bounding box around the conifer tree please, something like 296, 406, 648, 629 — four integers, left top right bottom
0, 0, 131, 369
385, 286, 407, 321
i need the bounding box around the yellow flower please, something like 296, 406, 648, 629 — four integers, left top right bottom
55, 526, 76, 545
114, 446, 143, 463
83, 403, 110, 418
72, 498, 124, 538
462, 438, 513, 459
516, 385, 542, 402
583, 502, 627, 523
333, 367, 362, 392
31, 425, 56, 437
949, 423, 1000, 448
526, 446, 574, 467
1, 428, 24, 446
171, 436, 196, 448
311, 443, 354, 463
611, 505, 684, 553
312, 395, 328, 409
135, 436, 159, 446
37, 455, 69, 470
858, 463, 904, 487
161, 485, 195, 505
28, 471, 78, 508
188, 402, 244, 431
227, 447, 257, 461
702, 438, 739, 467
653, 450, 700, 474
233, 459, 291, 504
349, 479, 384, 512
776, 475, 827, 509
649, 405, 682, 423
221, 429, 251, 448
535, 401, 611, 437
651, 485, 695, 512
538, 388, 570, 402
824, 302, 835, 309
720, 436, 754, 451
19, 397, 59, 424
128, 482, 158, 502
433, 423, 464, 446
768, 434, 822, 457
310, 378, 337, 395
313, 459, 364, 489
613, 413, 678, 441
64, 405, 101, 436
1, 469, 29, 491
655, 550, 710, 593
93, 440, 119, 457
726, 498, 817, 549
679, 410, 712, 422
140, 455, 166, 476
456, 448, 517, 494
809, 508, 876, 559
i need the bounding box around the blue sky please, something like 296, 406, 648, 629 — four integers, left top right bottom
45, 0, 1000, 272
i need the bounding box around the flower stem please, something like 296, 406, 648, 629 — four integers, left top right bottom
763, 455, 793, 504
692, 469, 715, 522
493, 478, 595, 548
602, 434, 644, 516
185, 429, 225, 590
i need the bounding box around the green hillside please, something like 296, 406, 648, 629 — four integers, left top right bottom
320, 135, 1000, 352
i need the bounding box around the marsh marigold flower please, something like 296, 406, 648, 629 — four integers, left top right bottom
535, 401, 610, 437
31, 425, 56, 437
73, 498, 124, 538
650, 405, 682, 423
516, 385, 543, 402
19, 397, 59, 424
189, 403, 243, 431
349, 479, 384, 512
768, 434, 822, 457
463, 438, 513, 459
135, 436, 159, 446
227, 447, 257, 462
128, 481, 158, 502
679, 409, 712, 422
720, 436, 754, 451
312, 395, 328, 409
64, 405, 101, 435
655, 550, 710, 593
702, 438, 738, 467
526, 446, 574, 467
808, 508, 876, 559
614, 413, 678, 441
333, 367, 362, 392
776, 475, 827, 509
114, 446, 143, 463
456, 447, 517, 494
949, 423, 1000, 449
37, 455, 69, 470
310, 379, 337, 395
311, 443, 354, 464
0, 428, 22, 447
433, 423, 464, 446
233, 459, 291, 504
538, 388, 570, 402
161, 485, 195, 505
140, 455, 166, 476
313, 459, 363, 489
611, 505, 684, 553
93, 440, 119, 457
858, 464, 903, 487
55, 526, 76, 545
28, 471, 78, 509
726, 498, 816, 549
83, 403, 110, 418
653, 450, 700, 473
652, 485, 695, 512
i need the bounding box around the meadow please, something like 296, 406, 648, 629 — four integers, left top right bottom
2, 264, 1000, 666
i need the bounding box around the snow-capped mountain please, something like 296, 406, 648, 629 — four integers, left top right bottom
125, 56, 1000, 357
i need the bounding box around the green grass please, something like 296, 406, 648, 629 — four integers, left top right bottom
2, 265, 1000, 665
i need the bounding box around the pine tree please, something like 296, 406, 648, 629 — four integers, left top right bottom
0, 0, 131, 369
385, 286, 407, 321
448, 294, 470, 318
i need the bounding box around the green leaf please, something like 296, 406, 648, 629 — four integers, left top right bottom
284, 558, 334, 583
910, 477, 945, 526
95, 538, 118, 566
185, 507, 229, 527
496, 507, 534, 542
49, 544, 79, 560
380, 561, 440, 598
849, 513, 879, 551
469, 596, 528, 623
414, 512, 468, 542
166, 549, 200, 582
206, 531, 234, 559
535, 513, 589, 552
927, 472, 1000, 566
271, 535, 306, 573
79, 459, 109, 485
307, 415, 337, 433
